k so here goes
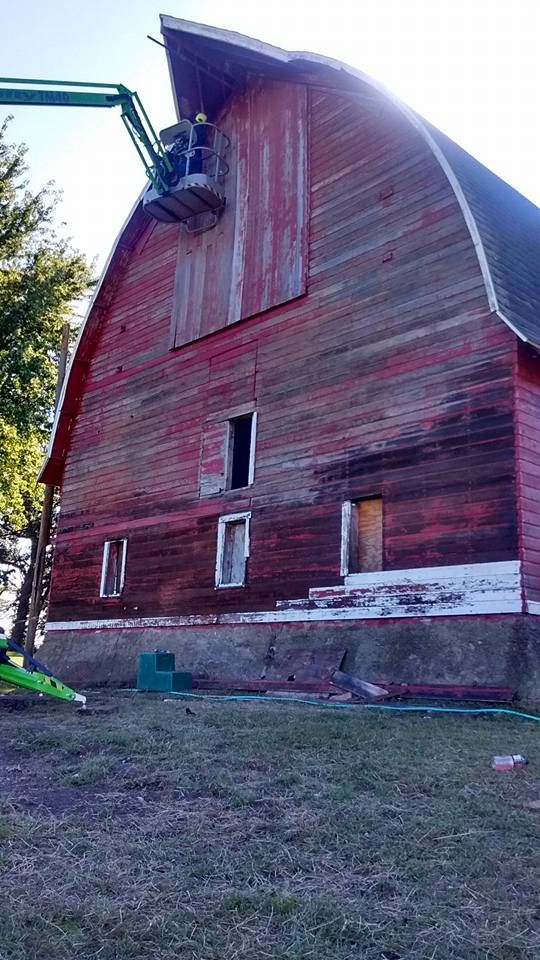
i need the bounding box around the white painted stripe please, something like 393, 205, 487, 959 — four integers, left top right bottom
278, 589, 521, 611
343, 560, 520, 588
526, 601, 540, 615
46, 560, 523, 632
45, 598, 523, 633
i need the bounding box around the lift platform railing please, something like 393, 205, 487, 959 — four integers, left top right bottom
163, 120, 230, 181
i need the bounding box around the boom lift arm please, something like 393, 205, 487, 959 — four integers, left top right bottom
0, 77, 229, 222
0, 77, 175, 195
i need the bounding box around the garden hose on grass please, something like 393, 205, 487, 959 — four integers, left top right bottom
121, 689, 540, 722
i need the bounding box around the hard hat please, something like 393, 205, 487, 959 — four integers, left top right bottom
195, 112, 208, 123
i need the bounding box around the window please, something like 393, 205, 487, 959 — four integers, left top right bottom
215, 513, 251, 587
100, 539, 127, 597
227, 412, 257, 490
341, 498, 383, 575
199, 408, 257, 498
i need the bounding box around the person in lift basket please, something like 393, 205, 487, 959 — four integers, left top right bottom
171, 111, 208, 178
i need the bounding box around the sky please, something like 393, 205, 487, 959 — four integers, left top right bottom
1, 0, 539, 274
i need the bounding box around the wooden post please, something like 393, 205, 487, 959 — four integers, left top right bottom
25, 323, 70, 655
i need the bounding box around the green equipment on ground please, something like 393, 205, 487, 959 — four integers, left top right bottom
0, 629, 86, 706
0, 77, 229, 223
137, 650, 192, 693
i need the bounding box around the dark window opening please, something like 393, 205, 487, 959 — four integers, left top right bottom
348, 497, 383, 573
229, 414, 254, 489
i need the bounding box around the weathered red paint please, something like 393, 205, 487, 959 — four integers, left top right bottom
515, 342, 540, 604
44, 77, 519, 630
169, 79, 307, 349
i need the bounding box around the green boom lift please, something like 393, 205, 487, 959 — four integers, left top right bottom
0, 77, 229, 222
0, 629, 86, 706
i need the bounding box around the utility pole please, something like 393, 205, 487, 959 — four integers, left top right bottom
25, 323, 70, 655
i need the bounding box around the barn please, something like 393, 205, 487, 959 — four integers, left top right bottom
39, 17, 540, 698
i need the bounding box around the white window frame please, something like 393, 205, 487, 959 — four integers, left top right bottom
226, 410, 258, 490
100, 538, 128, 598
340, 501, 352, 576
247, 410, 257, 486
215, 512, 251, 588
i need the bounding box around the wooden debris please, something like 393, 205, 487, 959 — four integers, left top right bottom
330, 670, 391, 701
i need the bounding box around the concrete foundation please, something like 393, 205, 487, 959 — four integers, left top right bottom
40, 614, 540, 703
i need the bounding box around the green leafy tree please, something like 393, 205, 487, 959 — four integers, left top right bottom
0, 116, 93, 642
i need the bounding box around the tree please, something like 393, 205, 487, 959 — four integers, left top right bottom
0, 116, 93, 643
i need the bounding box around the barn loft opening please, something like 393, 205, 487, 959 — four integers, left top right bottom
228, 413, 255, 489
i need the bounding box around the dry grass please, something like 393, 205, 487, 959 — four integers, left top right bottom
1, 693, 540, 959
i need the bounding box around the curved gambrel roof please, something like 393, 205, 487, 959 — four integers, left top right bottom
424, 120, 540, 345
40, 18, 540, 485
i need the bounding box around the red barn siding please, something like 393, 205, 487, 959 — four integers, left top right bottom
170, 78, 308, 348
48, 85, 517, 625
516, 343, 540, 604
240, 78, 308, 318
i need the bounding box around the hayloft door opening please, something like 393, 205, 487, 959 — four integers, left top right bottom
343, 498, 383, 575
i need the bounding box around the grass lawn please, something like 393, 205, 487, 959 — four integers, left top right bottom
1, 692, 540, 959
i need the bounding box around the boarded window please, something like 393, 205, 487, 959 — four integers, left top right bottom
216, 513, 250, 587
228, 412, 257, 489
341, 499, 383, 575
100, 539, 127, 597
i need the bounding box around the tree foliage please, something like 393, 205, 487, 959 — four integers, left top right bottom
0, 116, 93, 634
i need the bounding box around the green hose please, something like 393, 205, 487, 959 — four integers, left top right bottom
121, 688, 540, 721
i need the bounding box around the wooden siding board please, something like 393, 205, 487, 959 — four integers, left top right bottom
240, 79, 308, 319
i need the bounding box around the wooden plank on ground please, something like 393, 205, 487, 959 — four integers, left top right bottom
331, 669, 390, 700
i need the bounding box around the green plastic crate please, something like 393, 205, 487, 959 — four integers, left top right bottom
137, 650, 192, 693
